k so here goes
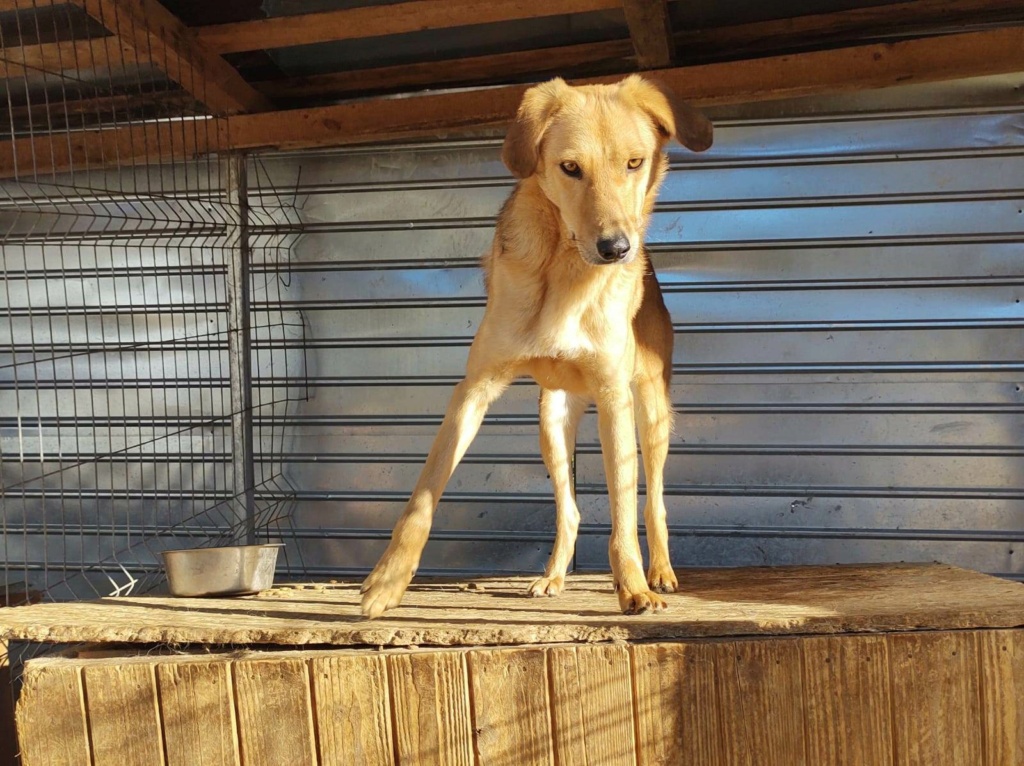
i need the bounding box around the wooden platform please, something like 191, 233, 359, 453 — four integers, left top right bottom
2, 564, 1024, 648
7, 564, 1024, 766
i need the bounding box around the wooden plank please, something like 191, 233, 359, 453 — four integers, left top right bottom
388, 650, 474, 766
233, 657, 317, 766
468, 648, 553, 766
548, 644, 636, 765
69, 0, 270, 114
802, 635, 893, 766
0, 37, 138, 79
4, 565, 1024, 647
196, 0, 622, 55
631, 643, 684, 766
0, 641, 15, 766
256, 40, 635, 101
4, 29, 1024, 178
82, 662, 164, 766
888, 631, 983, 766
6, 90, 200, 133
678, 642, 724, 765
0, 118, 223, 181
677, 0, 1024, 62
311, 654, 395, 766
226, 27, 1024, 153
0, 0, 56, 9
622, 0, 674, 68
711, 638, 807, 765
156, 661, 240, 766
976, 630, 1024, 765
15, 661, 91, 766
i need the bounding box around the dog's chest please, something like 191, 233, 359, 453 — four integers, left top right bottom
528, 283, 632, 362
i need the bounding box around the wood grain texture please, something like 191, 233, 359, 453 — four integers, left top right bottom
82, 662, 164, 766
256, 40, 635, 101
676, 0, 1024, 61
156, 661, 240, 766
0, 641, 16, 766
69, 0, 270, 114
712, 638, 807, 765
15, 661, 90, 766
630, 643, 684, 766
889, 631, 983, 766
311, 654, 395, 766
4, 565, 1024, 648
549, 644, 636, 766
0, 36, 138, 79
4, 27, 1024, 177
802, 635, 893, 766
622, 0, 674, 68
388, 650, 474, 766
678, 641, 723, 765
469, 648, 553, 766
976, 630, 1024, 765
233, 658, 317, 766
196, 0, 622, 54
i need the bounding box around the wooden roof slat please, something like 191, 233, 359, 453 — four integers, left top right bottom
0, 35, 137, 78
676, 0, 1024, 59
195, 0, 624, 55
227, 27, 1024, 152
256, 40, 636, 101
3, 26, 1024, 179
67, 0, 271, 115
0, 0, 57, 10
622, 0, 674, 69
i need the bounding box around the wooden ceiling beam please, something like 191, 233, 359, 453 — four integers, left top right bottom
3, 27, 1023, 179
4, 90, 199, 133
249, 0, 1024, 103
0, 36, 138, 79
0, 0, 57, 10
195, 0, 623, 55
227, 27, 1024, 152
621, 0, 674, 69
255, 40, 636, 101
67, 0, 271, 115
675, 0, 1024, 59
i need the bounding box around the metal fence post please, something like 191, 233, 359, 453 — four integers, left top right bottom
227, 153, 256, 545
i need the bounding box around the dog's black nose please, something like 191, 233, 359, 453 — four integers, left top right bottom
596, 235, 631, 262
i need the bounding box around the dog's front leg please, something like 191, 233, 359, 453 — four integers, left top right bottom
597, 385, 668, 614
361, 370, 510, 617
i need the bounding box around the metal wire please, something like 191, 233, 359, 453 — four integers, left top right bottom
0, 1, 305, 610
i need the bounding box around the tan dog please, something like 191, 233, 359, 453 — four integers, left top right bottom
361, 75, 712, 617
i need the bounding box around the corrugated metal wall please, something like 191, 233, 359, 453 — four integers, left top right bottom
252, 90, 1024, 580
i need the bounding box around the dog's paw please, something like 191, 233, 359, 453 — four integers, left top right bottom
617, 588, 668, 615
527, 575, 564, 597
646, 563, 678, 593
360, 563, 413, 619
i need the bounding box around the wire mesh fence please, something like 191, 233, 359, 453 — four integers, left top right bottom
0, 0, 304, 607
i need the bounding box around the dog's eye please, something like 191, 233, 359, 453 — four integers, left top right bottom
560, 161, 581, 178
627, 158, 644, 170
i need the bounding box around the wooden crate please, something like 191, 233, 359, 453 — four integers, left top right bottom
6, 564, 1024, 765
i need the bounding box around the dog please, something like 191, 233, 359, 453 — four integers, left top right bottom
360, 75, 712, 617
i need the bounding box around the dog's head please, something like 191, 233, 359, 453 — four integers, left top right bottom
502, 75, 712, 267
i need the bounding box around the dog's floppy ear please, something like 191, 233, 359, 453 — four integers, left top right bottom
620, 74, 713, 153
502, 78, 571, 179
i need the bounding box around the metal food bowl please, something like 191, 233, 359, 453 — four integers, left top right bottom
161, 544, 282, 597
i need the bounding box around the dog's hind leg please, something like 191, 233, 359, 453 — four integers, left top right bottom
529, 388, 588, 597
636, 371, 677, 592
361, 367, 511, 617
